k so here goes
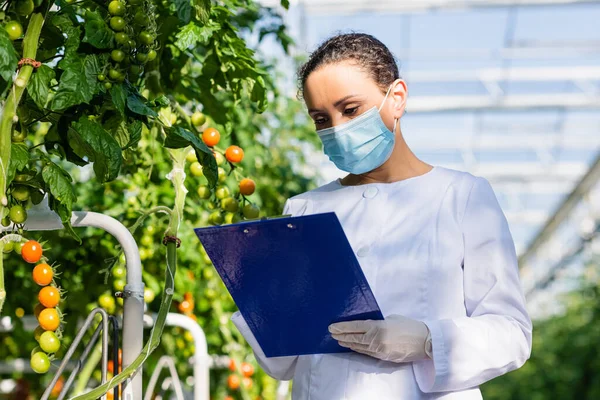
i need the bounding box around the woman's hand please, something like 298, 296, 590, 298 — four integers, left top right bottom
329, 315, 432, 363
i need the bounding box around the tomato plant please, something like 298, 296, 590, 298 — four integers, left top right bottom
0, 0, 318, 397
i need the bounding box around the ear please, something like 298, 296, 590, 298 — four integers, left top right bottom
390, 79, 408, 120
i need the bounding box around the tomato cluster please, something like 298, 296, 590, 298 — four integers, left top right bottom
227, 359, 255, 394
186, 123, 261, 226
4, 240, 65, 374
95, 0, 158, 89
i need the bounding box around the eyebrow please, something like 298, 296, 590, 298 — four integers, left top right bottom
308, 94, 361, 113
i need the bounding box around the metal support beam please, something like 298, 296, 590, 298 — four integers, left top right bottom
288, 0, 600, 16
519, 151, 600, 269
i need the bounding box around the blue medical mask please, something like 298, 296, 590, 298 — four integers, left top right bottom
316, 85, 397, 175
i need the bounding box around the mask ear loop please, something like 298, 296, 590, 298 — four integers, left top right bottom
378, 83, 394, 112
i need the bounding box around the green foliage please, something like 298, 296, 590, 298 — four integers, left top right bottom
482, 263, 600, 400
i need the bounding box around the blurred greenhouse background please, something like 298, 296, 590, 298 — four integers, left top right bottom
259, 0, 600, 398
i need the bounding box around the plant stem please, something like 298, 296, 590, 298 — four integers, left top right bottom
0, 13, 45, 316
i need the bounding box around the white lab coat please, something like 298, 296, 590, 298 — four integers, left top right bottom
232, 166, 532, 399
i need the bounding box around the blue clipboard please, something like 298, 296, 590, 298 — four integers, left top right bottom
194, 212, 383, 357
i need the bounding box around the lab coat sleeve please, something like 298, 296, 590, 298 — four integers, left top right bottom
229, 199, 299, 381
412, 177, 533, 392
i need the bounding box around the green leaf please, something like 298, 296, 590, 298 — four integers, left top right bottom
42, 160, 76, 212
51, 54, 106, 111
110, 84, 127, 117
51, 14, 81, 60
47, 192, 80, 243
164, 126, 218, 188
280, 0, 290, 9
174, 0, 192, 24
127, 120, 143, 149
69, 116, 123, 182
174, 21, 220, 51
6, 143, 31, 185
83, 10, 115, 49
125, 85, 158, 117
0, 28, 18, 81
193, 0, 211, 24
27, 65, 56, 109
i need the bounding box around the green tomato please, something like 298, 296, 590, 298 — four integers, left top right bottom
16, 0, 35, 16
108, 68, 123, 81
14, 173, 31, 183
224, 212, 242, 225
39, 331, 61, 354
111, 49, 126, 62
138, 31, 154, 45
14, 240, 24, 254
243, 204, 260, 219
108, 1, 125, 16
30, 352, 50, 374
1, 216, 10, 227
215, 152, 225, 166
146, 49, 157, 61
197, 185, 211, 200
208, 211, 223, 226
202, 268, 214, 279
144, 288, 155, 303
190, 162, 203, 177
97, 74, 105, 81
218, 167, 227, 183
221, 197, 239, 213
140, 234, 153, 247
11, 129, 26, 143
111, 265, 126, 279
110, 16, 126, 31
5, 21, 23, 41
129, 65, 142, 75
191, 112, 206, 127
215, 186, 230, 200
2, 241, 14, 254
113, 279, 126, 292
186, 150, 198, 163
115, 32, 128, 45
134, 12, 149, 26
9, 204, 27, 224
12, 186, 30, 202
135, 52, 148, 63
98, 293, 116, 311
104, 82, 113, 90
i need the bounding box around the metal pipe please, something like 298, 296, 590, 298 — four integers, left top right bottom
144, 356, 185, 400
41, 308, 109, 400
1, 199, 144, 399
164, 313, 210, 400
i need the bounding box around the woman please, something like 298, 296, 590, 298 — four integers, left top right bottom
232, 33, 532, 399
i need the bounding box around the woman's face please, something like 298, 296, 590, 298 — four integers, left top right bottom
303, 60, 407, 132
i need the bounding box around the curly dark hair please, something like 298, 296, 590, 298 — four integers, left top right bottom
297, 33, 401, 99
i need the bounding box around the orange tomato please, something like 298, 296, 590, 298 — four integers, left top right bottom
21, 240, 43, 263
228, 358, 236, 372
34, 303, 45, 318
33, 263, 53, 286
51, 376, 64, 397
38, 308, 60, 331
225, 146, 244, 163
39, 286, 60, 308
239, 178, 256, 196
227, 374, 240, 390
202, 127, 220, 147
108, 360, 114, 374
184, 292, 193, 301
178, 300, 193, 314
241, 362, 254, 377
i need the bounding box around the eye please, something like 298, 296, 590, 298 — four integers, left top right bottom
344, 106, 358, 116
314, 116, 328, 127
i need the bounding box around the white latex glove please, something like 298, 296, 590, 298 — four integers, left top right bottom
329, 315, 433, 363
